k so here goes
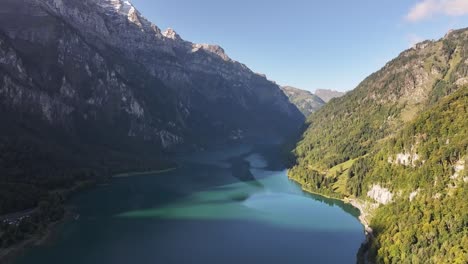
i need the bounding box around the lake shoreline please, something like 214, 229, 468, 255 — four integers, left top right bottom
9, 145, 368, 263
344, 198, 374, 237
0, 209, 76, 264
0, 166, 178, 264
288, 177, 373, 263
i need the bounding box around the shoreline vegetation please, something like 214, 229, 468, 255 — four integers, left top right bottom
0, 166, 177, 264
0, 180, 94, 264
0, 208, 76, 264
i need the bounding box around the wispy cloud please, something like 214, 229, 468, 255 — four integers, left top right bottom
406, 0, 468, 22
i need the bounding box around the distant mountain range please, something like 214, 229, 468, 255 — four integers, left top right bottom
314, 89, 345, 102
281, 86, 325, 117
280, 87, 346, 117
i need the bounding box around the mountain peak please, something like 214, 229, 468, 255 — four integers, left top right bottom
97, 0, 134, 11
191, 43, 231, 61
97, 0, 143, 27
163, 28, 182, 40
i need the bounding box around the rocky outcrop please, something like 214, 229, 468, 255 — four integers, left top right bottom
388, 152, 420, 167
409, 189, 420, 201
367, 185, 393, 205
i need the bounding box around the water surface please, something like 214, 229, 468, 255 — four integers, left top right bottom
16, 144, 365, 264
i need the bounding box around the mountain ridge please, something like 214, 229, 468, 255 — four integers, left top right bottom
0, 0, 303, 150
289, 27, 468, 263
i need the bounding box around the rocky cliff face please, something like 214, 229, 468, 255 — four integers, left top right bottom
0, 0, 304, 216
281, 86, 325, 117
0, 0, 303, 153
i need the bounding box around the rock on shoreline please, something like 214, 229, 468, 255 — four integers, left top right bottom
344, 198, 376, 238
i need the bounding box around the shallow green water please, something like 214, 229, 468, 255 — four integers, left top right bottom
16, 144, 365, 264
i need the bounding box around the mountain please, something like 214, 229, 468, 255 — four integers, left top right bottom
0, 0, 303, 218
315, 89, 345, 102
281, 86, 325, 117
0, 0, 302, 149
289, 28, 468, 263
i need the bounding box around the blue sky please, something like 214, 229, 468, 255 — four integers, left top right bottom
131, 0, 468, 92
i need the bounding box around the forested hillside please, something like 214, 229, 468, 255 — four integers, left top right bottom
289, 28, 468, 263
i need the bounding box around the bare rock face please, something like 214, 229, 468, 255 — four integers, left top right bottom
388, 152, 420, 167
367, 185, 393, 205
163, 28, 182, 41
0, 0, 303, 152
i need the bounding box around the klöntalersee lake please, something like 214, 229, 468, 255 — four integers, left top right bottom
16, 144, 365, 264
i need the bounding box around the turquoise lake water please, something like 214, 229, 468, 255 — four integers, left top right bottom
16, 144, 365, 264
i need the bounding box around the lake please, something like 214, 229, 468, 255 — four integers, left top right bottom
16, 144, 365, 264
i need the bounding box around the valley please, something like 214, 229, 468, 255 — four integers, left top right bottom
14, 145, 365, 264
0, 0, 467, 263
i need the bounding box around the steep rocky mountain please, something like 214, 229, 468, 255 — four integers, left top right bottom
0, 0, 303, 215
0, 0, 302, 150
314, 89, 345, 102
290, 28, 468, 263
281, 86, 325, 117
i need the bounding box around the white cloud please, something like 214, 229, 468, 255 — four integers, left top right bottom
406, 0, 468, 22
444, 0, 468, 15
